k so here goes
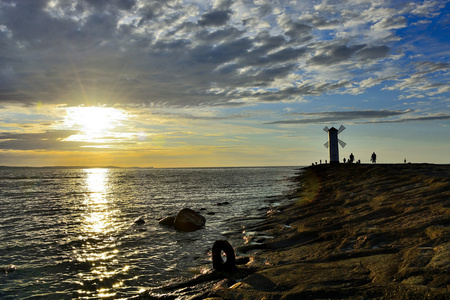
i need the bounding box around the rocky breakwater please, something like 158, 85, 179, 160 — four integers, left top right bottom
212, 163, 450, 299
134, 164, 449, 300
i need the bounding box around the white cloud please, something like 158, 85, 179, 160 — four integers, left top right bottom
0, 0, 448, 109
410, 0, 445, 17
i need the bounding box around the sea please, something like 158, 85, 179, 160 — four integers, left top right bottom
0, 166, 302, 299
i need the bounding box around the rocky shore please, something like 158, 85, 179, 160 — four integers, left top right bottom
136, 163, 450, 300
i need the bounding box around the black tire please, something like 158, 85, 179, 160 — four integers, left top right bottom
212, 240, 236, 271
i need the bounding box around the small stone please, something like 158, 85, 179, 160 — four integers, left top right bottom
134, 217, 145, 225
158, 216, 176, 226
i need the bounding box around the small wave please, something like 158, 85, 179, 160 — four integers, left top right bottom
0, 167, 300, 299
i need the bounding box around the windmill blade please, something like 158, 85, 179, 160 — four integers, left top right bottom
338, 125, 346, 134
323, 126, 329, 132
338, 139, 346, 148
324, 141, 329, 148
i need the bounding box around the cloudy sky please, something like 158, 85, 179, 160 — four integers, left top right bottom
0, 0, 449, 167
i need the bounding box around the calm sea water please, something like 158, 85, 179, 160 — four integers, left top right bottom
0, 167, 300, 299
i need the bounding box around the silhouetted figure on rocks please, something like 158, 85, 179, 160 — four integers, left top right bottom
371, 152, 377, 163
349, 153, 354, 164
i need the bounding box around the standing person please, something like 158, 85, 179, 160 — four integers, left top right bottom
371, 152, 377, 163
349, 153, 354, 163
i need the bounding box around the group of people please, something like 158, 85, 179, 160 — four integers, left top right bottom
344, 152, 377, 164
312, 152, 378, 166
312, 153, 411, 165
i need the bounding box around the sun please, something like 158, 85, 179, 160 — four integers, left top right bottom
64, 106, 127, 136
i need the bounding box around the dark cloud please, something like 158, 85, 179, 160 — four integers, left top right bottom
116, 0, 136, 10
82, 0, 136, 11
254, 32, 287, 52
299, 14, 340, 29
153, 110, 251, 121
195, 27, 243, 43
299, 110, 411, 118
308, 44, 367, 66
191, 37, 253, 64
256, 3, 273, 17
360, 114, 450, 124
1, 1, 73, 48
136, 1, 172, 24
356, 46, 390, 60
281, 18, 313, 43
0, 129, 138, 150
198, 10, 231, 27
0, 130, 78, 150
267, 110, 413, 124
245, 64, 298, 84
246, 47, 309, 67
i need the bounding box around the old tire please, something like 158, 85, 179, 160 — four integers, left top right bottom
212, 240, 236, 271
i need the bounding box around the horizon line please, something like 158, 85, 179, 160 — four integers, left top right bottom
0, 165, 304, 169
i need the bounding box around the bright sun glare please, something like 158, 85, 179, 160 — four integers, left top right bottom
64, 107, 127, 136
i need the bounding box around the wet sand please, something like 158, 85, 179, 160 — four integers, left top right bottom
136, 163, 450, 300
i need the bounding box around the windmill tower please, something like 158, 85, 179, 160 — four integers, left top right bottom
323, 125, 346, 163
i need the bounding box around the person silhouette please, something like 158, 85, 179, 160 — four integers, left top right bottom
371, 152, 377, 163
349, 153, 354, 163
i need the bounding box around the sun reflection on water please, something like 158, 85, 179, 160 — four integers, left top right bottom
83, 169, 113, 234
73, 168, 127, 299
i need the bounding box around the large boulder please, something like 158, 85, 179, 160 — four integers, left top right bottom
173, 208, 206, 232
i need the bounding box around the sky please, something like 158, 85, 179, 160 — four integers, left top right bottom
0, 0, 449, 168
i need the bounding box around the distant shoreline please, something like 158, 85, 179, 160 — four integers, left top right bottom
0, 165, 134, 169
0, 165, 302, 170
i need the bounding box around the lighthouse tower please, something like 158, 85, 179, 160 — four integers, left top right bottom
324, 125, 346, 164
